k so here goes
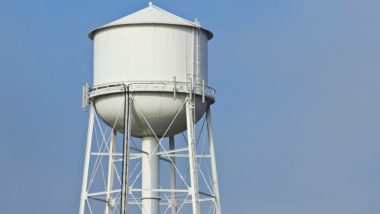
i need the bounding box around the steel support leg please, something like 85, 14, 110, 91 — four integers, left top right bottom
186, 100, 200, 214
169, 136, 177, 214
105, 130, 117, 214
206, 107, 221, 214
79, 106, 95, 214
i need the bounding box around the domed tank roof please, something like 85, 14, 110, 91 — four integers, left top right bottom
89, 3, 213, 40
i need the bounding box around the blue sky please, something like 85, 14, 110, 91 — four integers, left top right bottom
0, 0, 379, 213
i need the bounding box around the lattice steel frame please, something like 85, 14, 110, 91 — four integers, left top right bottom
79, 79, 221, 214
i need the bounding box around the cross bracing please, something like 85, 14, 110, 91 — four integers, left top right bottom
79, 83, 220, 214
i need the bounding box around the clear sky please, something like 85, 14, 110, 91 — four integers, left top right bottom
0, 0, 379, 213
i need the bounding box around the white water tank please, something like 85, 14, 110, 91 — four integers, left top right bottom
88, 4, 214, 137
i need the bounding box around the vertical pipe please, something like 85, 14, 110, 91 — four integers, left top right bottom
79, 106, 95, 214
197, 27, 201, 84
202, 80, 205, 104
105, 130, 117, 214
173, 76, 177, 100
191, 28, 195, 81
169, 136, 177, 214
141, 136, 160, 214
121, 92, 131, 214
186, 99, 200, 214
206, 107, 222, 214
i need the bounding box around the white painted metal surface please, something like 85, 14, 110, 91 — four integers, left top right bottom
105, 130, 117, 214
206, 107, 222, 214
169, 136, 177, 214
186, 87, 201, 214
88, 5, 213, 40
79, 3, 221, 214
141, 136, 160, 214
79, 106, 95, 214
94, 92, 206, 137
89, 3, 211, 136
92, 25, 209, 85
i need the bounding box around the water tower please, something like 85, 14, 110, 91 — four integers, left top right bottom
79, 3, 221, 214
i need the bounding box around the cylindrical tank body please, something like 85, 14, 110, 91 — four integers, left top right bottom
93, 25, 209, 86
89, 6, 213, 137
